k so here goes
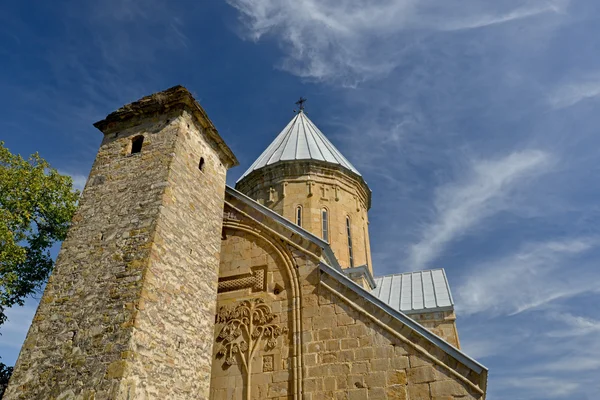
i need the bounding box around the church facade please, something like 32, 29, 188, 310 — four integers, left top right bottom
4, 86, 487, 399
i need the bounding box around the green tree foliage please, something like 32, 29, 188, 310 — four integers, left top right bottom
0, 362, 13, 398
0, 141, 80, 327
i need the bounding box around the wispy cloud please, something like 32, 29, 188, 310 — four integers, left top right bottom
549, 77, 600, 109
456, 238, 599, 316
408, 150, 553, 269
227, 0, 568, 83
441, 1, 568, 31
58, 170, 88, 192
546, 312, 600, 338
502, 376, 580, 398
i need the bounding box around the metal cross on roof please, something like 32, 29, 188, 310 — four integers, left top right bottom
295, 96, 307, 111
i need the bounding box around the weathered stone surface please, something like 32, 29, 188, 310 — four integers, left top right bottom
5, 86, 236, 400
236, 160, 373, 276
4, 86, 487, 400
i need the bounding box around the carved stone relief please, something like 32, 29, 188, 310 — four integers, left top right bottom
215, 298, 288, 400
217, 266, 267, 294
262, 355, 274, 372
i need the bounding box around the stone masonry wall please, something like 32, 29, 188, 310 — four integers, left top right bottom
236, 162, 373, 274
210, 228, 294, 400
410, 311, 461, 349
5, 88, 234, 399
117, 109, 230, 398
300, 273, 486, 399
211, 193, 486, 400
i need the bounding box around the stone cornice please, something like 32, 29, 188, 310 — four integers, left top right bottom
236, 160, 372, 210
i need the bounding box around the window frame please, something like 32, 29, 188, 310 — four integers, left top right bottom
321, 208, 329, 242
346, 216, 354, 267
296, 205, 303, 227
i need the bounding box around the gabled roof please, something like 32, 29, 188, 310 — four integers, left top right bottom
237, 111, 361, 182
371, 269, 454, 314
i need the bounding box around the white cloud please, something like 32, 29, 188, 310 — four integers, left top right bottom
456, 238, 599, 316
441, 1, 567, 31
546, 312, 600, 338
58, 170, 88, 192
227, 0, 568, 83
70, 174, 88, 192
502, 376, 580, 398
408, 150, 552, 269
549, 78, 600, 109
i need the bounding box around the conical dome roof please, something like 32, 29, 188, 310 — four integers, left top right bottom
237, 111, 361, 182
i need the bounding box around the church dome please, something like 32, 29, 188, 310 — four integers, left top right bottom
236, 110, 361, 182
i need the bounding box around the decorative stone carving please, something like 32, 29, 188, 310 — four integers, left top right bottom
262, 355, 274, 372
217, 266, 267, 294
307, 180, 314, 197
268, 187, 275, 203
215, 298, 288, 399
223, 210, 240, 221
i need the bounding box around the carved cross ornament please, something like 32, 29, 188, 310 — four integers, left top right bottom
215, 299, 287, 374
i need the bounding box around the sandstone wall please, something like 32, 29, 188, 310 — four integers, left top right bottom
236, 162, 373, 274
211, 194, 486, 400
210, 229, 294, 400
301, 274, 484, 399
410, 311, 461, 349
5, 88, 235, 400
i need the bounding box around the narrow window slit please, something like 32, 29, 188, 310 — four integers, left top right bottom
130, 135, 144, 154
322, 208, 329, 242
347, 216, 354, 267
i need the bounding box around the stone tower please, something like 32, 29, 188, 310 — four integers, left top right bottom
4, 86, 238, 399
235, 109, 373, 276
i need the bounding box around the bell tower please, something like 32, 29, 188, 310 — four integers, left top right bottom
5, 86, 238, 399
235, 102, 373, 276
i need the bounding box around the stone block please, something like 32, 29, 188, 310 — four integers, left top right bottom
386, 384, 408, 400
391, 355, 410, 370
429, 380, 469, 397
387, 369, 408, 386
365, 371, 386, 388
368, 387, 386, 399
348, 388, 368, 400
371, 357, 390, 371
408, 366, 437, 384
341, 338, 359, 349
407, 383, 431, 400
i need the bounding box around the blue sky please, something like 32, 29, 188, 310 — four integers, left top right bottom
2, 0, 600, 398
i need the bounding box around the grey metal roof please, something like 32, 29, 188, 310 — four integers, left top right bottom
237, 111, 361, 182
371, 269, 454, 314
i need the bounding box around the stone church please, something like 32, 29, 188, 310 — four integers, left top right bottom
4, 86, 487, 399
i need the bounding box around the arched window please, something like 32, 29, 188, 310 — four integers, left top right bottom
296, 206, 302, 227
130, 135, 144, 154
199, 157, 205, 172
321, 208, 329, 242
346, 216, 354, 267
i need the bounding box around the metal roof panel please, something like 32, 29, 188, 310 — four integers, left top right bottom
371, 268, 455, 314
237, 111, 361, 182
